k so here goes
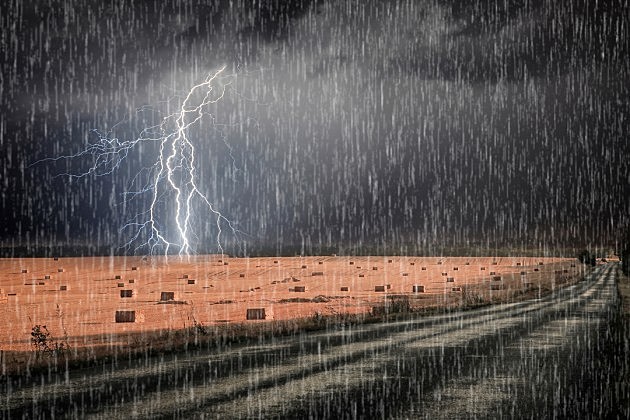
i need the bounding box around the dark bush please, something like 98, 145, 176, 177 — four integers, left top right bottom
577, 249, 596, 266
30, 325, 69, 358
621, 228, 630, 275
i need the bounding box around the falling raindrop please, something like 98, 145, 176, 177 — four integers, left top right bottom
0, 1, 628, 418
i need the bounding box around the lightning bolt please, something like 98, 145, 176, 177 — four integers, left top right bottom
35, 65, 245, 256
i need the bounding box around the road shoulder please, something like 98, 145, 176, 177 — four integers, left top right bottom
611, 264, 630, 417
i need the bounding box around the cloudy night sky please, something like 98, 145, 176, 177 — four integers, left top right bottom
1, 0, 629, 256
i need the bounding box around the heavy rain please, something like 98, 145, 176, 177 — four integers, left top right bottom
1, 0, 629, 418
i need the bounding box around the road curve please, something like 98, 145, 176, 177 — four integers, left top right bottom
1, 264, 621, 418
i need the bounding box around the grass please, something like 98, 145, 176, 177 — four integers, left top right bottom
1, 312, 377, 377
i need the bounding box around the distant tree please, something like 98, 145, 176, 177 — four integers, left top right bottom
622, 228, 630, 275
577, 249, 596, 266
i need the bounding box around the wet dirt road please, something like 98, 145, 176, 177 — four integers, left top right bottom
2, 264, 624, 419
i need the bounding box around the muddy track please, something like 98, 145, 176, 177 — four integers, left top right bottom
1, 264, 620, 418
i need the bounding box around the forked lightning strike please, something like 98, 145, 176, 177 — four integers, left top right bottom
36, 66, 241, 256
144, 65, 238, 256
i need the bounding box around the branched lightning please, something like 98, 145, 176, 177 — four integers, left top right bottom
35, 65, 246, 256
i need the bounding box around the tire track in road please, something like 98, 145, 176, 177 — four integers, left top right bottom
180, 265, 615, 419
402, 265, 619, 419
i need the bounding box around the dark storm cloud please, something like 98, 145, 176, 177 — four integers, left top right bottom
233, 0, 629, 250
0, 0, 318, 244
1, 0, 628, 255
387, 0, 630, 82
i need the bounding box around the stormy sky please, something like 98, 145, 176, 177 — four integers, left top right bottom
1, 0, 629, 256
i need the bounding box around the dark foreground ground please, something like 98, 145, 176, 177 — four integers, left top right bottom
1, 263, 629, 419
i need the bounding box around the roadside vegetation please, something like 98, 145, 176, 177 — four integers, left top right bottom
30, 325, 69, 359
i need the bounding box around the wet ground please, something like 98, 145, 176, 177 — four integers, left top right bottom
2, 263, 626, 419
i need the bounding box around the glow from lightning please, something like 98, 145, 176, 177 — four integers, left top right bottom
36, 65, 245, 256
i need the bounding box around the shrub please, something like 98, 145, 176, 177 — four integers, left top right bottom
30, 325, 69, 358
577, 249, 596, 266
